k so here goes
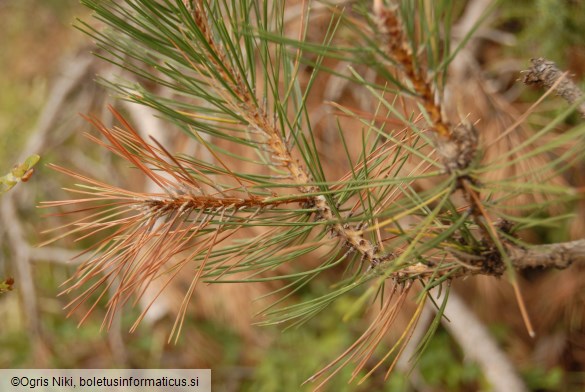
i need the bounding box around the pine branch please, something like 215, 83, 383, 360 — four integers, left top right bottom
371, 1, 494, 258
522, 57, 585, 118
39, 0, 585, 386
40, 107, 318, 327
180, 2, 394, 268
373, 0, 450, 139
508, 239, 585, 270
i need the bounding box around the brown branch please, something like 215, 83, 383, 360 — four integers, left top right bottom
522, 57, 585, 118
372, 238, 585, 283
372, 1, 492, 262
143, 194, 311, 210
373, 1, 450, 139
373, 2, 480, 174
508, 239, 585, 270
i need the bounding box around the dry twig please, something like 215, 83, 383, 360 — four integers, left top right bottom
522, 57, 585, 118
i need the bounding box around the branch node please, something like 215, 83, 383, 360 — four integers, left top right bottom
436, 122, 479, 173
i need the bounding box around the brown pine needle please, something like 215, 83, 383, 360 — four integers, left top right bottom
41, 106, 324, 336
305, 284, 417, 390
461, 179, 535, 337
512, 279, 536, 338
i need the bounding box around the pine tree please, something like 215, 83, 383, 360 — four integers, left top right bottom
40, 0, 585, 387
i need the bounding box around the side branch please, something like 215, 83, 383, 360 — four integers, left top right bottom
386, 239, 584, 282
373, 1, 450, 138
143, 194, 311, 211
508, 239, 585, 270
372, 1, 489, 252
373, 2, 478, 173
522, 57, 585, 118
182, 4, 390, 266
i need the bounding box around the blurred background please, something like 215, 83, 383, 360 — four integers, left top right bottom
1, 0, 585, 391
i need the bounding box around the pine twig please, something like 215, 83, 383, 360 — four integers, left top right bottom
372, 1, 488, 245
522, 57, 585, 118
373, 0, 450, 139
372, 1, 479, 173
372, 0, 538, 338
179, 2, 393, 267
508, 239, 585, 270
